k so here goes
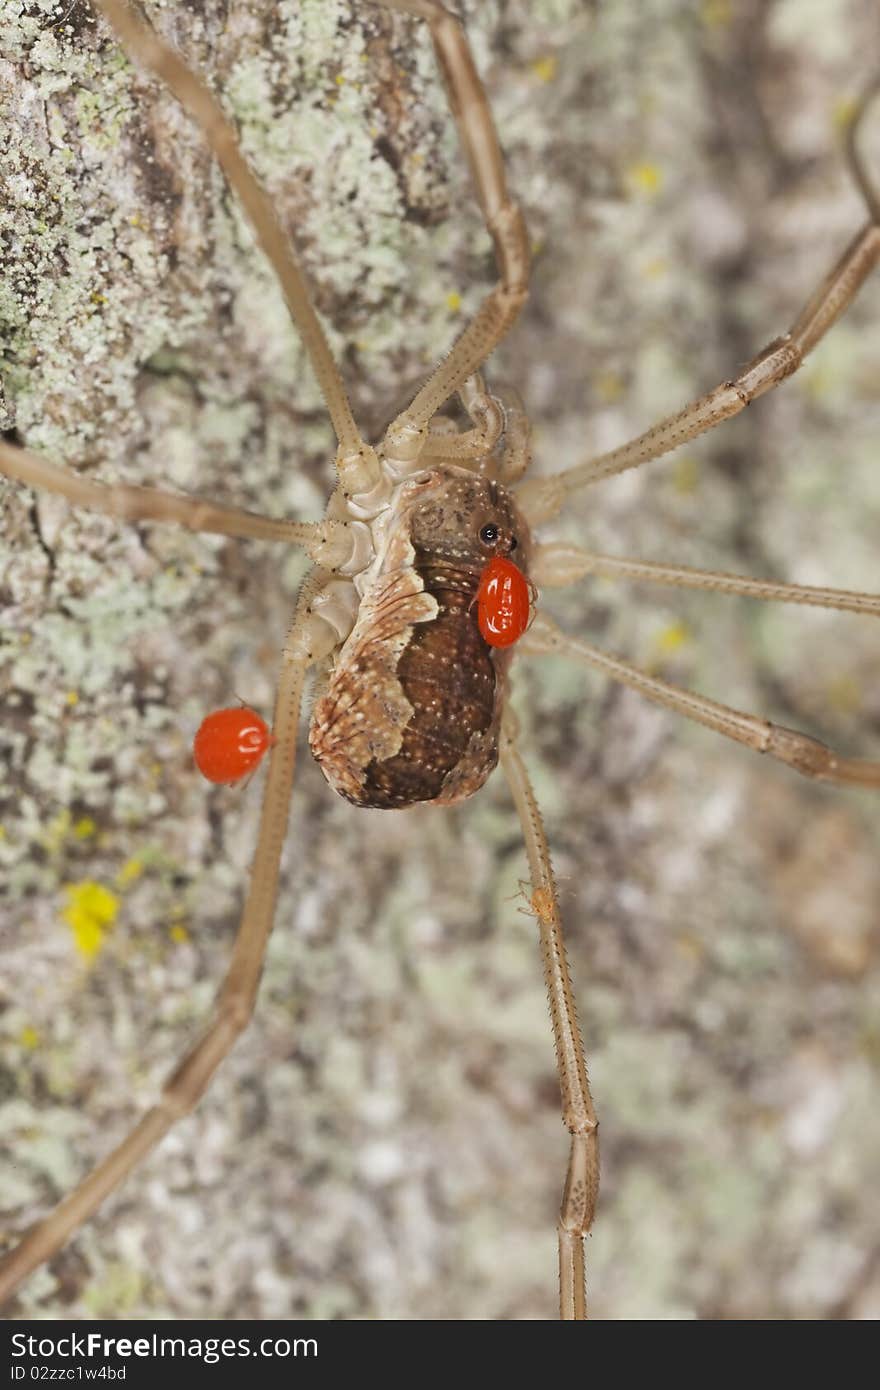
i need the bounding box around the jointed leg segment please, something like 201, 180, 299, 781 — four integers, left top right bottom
518, 224, 880, 523
0, 591, 335, 1305
524, 613, 880, 789
517, 83, 880, 527
88, 0, 382, 495
421, 373, 506, 462
378, 1, 529, 458
531, 541, 880, 618
500, 716, 598, 1322
0, 440, 361, 569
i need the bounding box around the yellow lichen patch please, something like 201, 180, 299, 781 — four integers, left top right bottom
832, 96, 859, 134
62, 881, 120, 962
700, 0, 731, 28
41, 809, 72, 855
653, 621, 690, 659
18, 1025, 41, 1050
675, 932, 705, 963
594, 370, 625, 404
672, 454, 701, 494
803, 361, 836, 402
65, 690, 79, 706
116, 856, 144, 888
530, 54, 557, 84
445, 289, 462, 313
73, 816, 97, 840
827, 673, 861, 716
82, 1262, 145, 1319
626, 161, 663, 198
168, 896, 190, 944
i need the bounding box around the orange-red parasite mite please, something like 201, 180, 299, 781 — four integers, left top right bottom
476, 556, 532, 648
193, 707, 271, 784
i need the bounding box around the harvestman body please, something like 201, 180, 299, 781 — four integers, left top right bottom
311, 468, 530, 808
1, 0, 880, 1319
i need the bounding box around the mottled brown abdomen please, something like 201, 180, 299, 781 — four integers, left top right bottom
361, 564, 496, 808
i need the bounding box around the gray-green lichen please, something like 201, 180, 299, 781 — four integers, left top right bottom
1, 0, 880, 1320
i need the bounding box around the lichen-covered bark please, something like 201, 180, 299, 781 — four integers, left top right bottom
2, 0, 880, 1320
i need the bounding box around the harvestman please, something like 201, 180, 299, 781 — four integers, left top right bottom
1, 0, 880, 1320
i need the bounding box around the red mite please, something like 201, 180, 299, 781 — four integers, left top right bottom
476, 556, 532, 649
193, 707, 272, 784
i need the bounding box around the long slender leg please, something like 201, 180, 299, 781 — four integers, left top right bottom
499, 714, 598, 1322
0, 594, 337, 1304
516, 85, 880, 526
373, 2, 529, 461
91, 0, 379, 491
0, 440, 365, 569
523, 612, 880, 788
517, 225, 880, 523
531, 541, 880, 617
